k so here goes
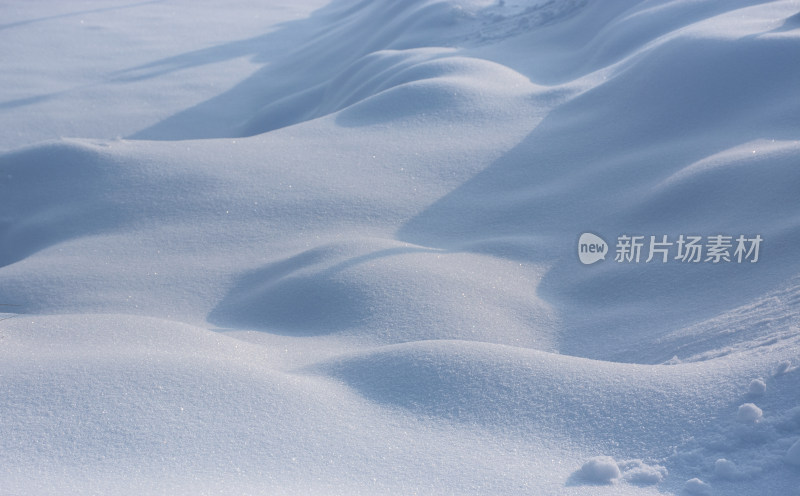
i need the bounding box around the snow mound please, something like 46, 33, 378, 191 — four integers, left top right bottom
684, 478, 712, 495
575, 456, 621, 484
714, 458, 741, 480
245, 51, 540, 133
774, 360, 797, 375
208, 238, 556, 346
748, 378, 766, 396
333, 56, 537, 127
213, 0, 573, 136
572, 457, 666, 486
737, 403, 763, 424
618, 459, 668, 485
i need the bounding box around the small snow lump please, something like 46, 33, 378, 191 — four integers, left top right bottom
748, 378, 766, 396
737, 403, 763, 423
576, 456, 621, 484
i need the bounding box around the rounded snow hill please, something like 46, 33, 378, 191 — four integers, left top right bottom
209, 237, 557, 347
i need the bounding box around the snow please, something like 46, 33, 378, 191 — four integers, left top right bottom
2, 0, 800, 494
618, 459, 668, 485
737, 403, 764, 424
574, 457, 668, 486
714, 458, 740, 480
684, 478, 712, 495
575, 456, 621, 484
774, 360, 797, 375
787, 439, 800, 467
748, 378, 767, 396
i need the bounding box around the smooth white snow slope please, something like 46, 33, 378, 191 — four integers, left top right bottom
1, 0, 799, 494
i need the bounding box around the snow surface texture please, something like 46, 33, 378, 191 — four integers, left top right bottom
1, 0, 800, 494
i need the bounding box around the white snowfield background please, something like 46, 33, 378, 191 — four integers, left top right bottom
1, 0, 799, 494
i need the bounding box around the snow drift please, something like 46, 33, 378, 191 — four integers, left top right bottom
1, 0, 799, 494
